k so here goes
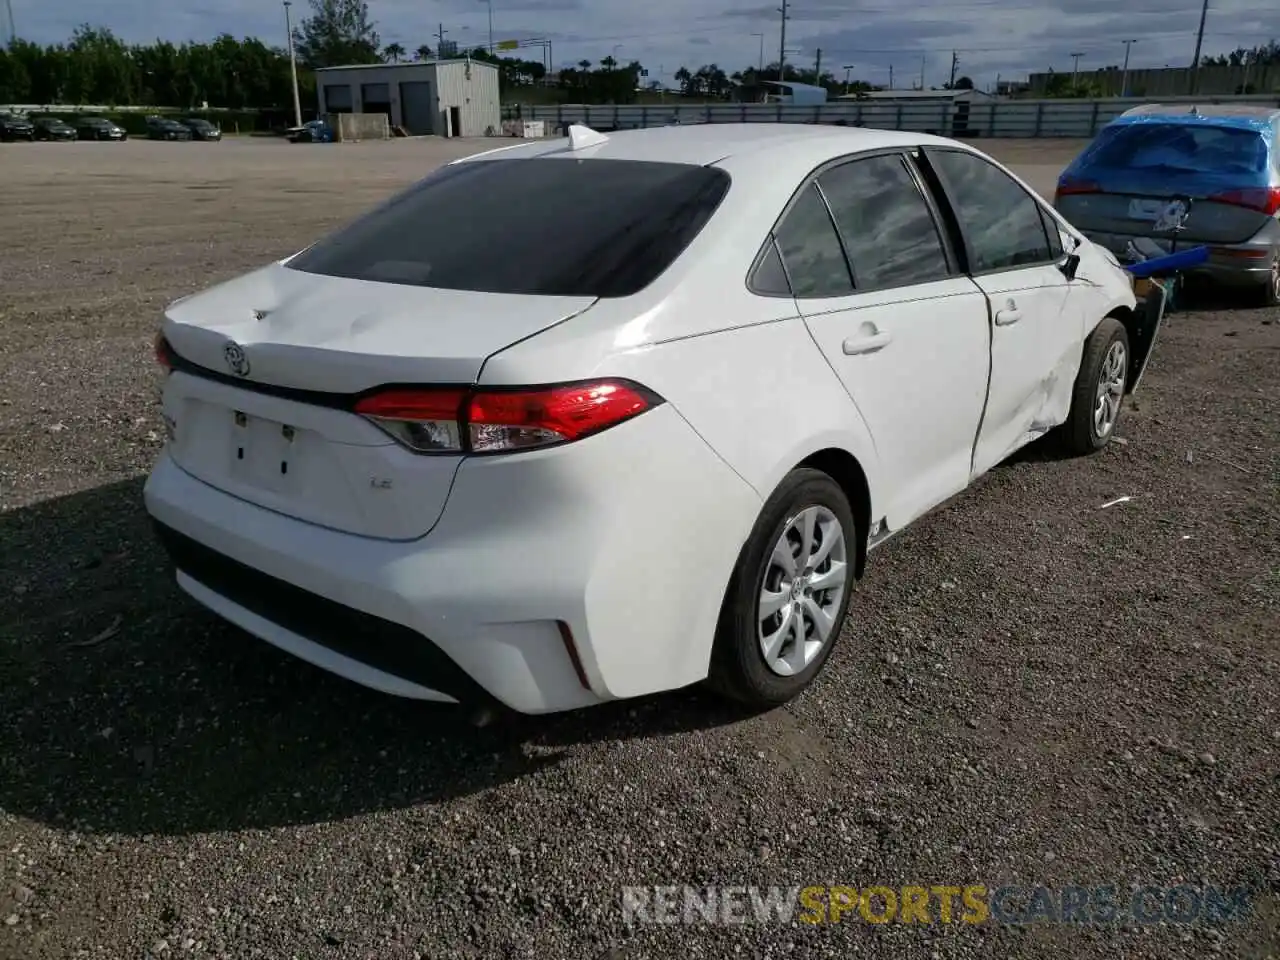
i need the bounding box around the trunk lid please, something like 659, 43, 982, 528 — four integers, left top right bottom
1055, 169, 1273, 246
161, 263, 596, 540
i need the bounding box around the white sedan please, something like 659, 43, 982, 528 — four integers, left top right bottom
144, 123, 1149, 716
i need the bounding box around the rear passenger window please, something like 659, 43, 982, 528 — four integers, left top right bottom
818, 154, 951, 289
928, 149, 1053, 272
772, 184, 854, 298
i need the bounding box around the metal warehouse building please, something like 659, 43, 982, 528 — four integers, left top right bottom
315, 59, 501, 137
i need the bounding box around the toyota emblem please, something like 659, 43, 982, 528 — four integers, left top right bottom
223, 341, 251, 378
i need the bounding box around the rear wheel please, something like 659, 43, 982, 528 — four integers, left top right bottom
1261, 249, 1280, 308
707, 468, 857, 707
1061, 316, 1130, 456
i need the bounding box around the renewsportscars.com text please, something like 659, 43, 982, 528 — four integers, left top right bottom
621, 884, 1254, 926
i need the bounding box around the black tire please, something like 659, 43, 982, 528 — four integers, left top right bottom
1260, 249, 1280, 309
1061, 316, 1130, 456
707, 468, 858, 707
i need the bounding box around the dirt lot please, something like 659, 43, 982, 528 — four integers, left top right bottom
0, 136, 1277, 960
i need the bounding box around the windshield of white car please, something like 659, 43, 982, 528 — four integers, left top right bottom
285, 157, 732, 298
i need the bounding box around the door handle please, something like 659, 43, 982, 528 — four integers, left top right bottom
994, 308, 1022, 326
842, 330, 892, 355
994, 297, 1021, 326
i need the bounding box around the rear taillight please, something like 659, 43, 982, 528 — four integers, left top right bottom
154, 332, 174, 372
353, 379, 662, 455
1208, 186, 1280, 216
1054, 177, 1101, 204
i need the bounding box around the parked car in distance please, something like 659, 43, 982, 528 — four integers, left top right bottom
286, 119, 332, 143
146, 116, 194, 141
1054, 104, 1280, 306
76, 117, 127, 141
179, 117, 222, 141
0, 112, 35, 141
146, 123, 1147, 719
32, 117, 78, 141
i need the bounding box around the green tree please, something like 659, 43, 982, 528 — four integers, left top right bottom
414, 43, 433, 61
383, 42, 405, 63
293, 0, 380, 69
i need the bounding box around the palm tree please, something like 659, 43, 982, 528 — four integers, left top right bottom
415, 44, 433, 61
600, 56, 617, 71
674, 66, 692, 95
383, 42, 406, 63
578, 59, 592, 71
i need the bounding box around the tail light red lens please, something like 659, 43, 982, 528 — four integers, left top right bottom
1208, 186, 1280, 216
353, 379, 662, 455
1054, 177, 1101, 203
154, 332, 174, 372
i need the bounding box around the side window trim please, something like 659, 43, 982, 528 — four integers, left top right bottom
899, 150, 963, 276
918, 146, 1061, 278
812, 179, 861, 290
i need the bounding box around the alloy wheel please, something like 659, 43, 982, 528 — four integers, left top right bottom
1094, 340, 1127, 438
757, 505, 848, 677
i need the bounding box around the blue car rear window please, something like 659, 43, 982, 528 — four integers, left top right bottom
1088, 123, 1268, 176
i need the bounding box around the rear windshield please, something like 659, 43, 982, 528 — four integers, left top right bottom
1088, 123, 1268, 176
286, 157, 731, 298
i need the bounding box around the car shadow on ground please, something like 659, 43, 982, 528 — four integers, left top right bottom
0, 477, 760, 839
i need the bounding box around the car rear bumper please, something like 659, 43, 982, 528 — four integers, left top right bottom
143, 404, 761, 714
1083, 229, 1276, 288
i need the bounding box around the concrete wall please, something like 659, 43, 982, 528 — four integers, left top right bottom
433, 61, 501, 136
1029, 64, 1280, 97
329, 113, 390, 141
514, 94, 1280, 139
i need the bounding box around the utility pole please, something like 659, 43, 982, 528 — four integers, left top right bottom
1189, 0, 1209, 94
889, 63, 894, 90
751, 32, 765, 75
814, 48, 822, 82
777, 0, 789, 82
919, 55, 926, 90
437, 22, 447, 51
1120, 39, 1137, 97
1069, 51, 1084, 90
948, 50, 959, 88
283, 1, 302, 128
480, 0, 493, 53
4, 0, 15, 45
842, 64, 854, 92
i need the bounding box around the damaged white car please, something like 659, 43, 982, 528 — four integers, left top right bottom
145, 123, 1149, 716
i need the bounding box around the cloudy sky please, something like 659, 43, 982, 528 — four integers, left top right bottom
9, 0, 1275, 89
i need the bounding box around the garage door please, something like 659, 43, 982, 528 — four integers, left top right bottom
324, 84, 352, 112
400, 81, 435, 135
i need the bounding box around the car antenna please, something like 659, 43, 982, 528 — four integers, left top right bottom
567, 123, 609, 151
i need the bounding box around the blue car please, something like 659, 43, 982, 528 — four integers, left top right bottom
1054, 104, 1280, 306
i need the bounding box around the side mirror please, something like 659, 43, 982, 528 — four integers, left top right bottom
1058, 252, 1081, 281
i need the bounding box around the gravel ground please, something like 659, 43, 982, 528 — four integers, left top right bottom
0, 136, 1277, 960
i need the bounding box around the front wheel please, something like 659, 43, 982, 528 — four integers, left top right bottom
707, 468, 858, 707
1061, 316, 1130, 455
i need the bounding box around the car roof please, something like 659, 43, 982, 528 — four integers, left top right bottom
457, 122, 959, 169
1114, 103, 1280, 132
